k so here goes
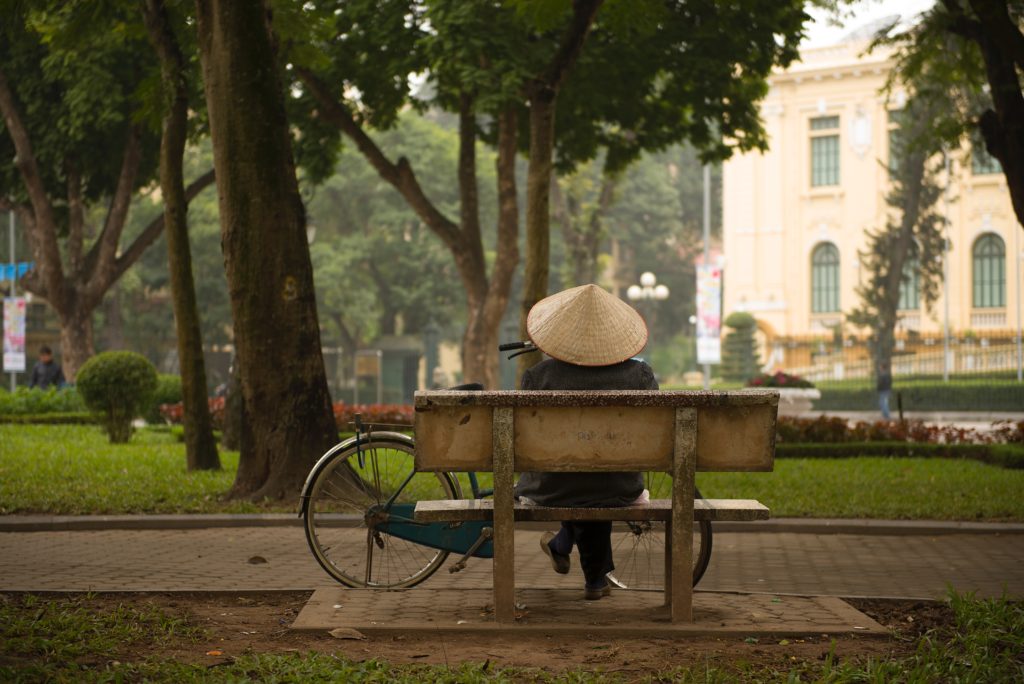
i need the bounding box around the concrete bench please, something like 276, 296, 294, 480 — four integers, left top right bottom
412, 389, 779, 624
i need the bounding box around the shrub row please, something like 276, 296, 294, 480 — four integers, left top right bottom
775, 442, 1024, 468
0, 411, 98, 425
815, 382, 1024, 411
0, 387, 85, 415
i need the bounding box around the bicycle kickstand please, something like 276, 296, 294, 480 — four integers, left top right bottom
448, 526, 493, 573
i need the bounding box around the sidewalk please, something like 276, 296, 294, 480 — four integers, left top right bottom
2, 522, 1021, 600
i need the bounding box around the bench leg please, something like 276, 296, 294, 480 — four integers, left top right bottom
663, 521, 672, 608
492, 407, 516, 624
671, 407, 697, 622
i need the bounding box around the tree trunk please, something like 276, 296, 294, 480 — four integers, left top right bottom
57, 306, 94, 381
196, 0, 338, 499
221, 357, 244, 451
101, 287, 126, 351
518, 93, 556, 379
963, 0, 1024, 229
516, 0, 603, 381
144, 0, 220, 471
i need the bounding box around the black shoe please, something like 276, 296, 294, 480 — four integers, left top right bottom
540, 532, 570, 574
584, 583, 611, 600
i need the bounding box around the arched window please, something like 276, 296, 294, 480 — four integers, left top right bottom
898, 255, 920, 310
972, 234, 1005, 308
811, 243, 840, 313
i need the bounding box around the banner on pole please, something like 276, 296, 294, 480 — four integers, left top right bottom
3, 297, 27, 372
695, 265, 722, 365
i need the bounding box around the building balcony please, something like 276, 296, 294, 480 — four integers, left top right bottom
970, 310, 1007, 329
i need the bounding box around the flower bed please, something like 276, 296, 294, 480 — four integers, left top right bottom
776, 415, 1024, 445
158, 399, 413, 430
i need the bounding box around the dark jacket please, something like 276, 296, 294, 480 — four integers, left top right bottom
513, 358, 658, 507
29, 360, 65, 390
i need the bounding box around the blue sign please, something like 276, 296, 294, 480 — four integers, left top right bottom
2, 262, 33, 281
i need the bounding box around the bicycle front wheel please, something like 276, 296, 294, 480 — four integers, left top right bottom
606, 476, 713, 591
303, 434, 460, 589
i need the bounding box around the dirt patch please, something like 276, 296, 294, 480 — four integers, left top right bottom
2, 592, 951, 676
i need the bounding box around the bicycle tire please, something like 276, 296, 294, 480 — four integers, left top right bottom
302, 433, 460, 589
606, 476, 713, 591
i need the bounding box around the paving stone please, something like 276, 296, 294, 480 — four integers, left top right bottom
0, 528, 1021, 599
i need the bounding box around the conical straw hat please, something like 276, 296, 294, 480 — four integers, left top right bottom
527, 284, 648, 366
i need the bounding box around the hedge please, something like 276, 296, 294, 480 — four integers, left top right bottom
815, 382, 1024, 412
775, 441, 1024, 468
0, 412, 98, 425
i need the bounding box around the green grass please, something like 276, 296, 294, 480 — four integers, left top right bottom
0, 425, 273, 514
697, 458, 1024, 520
3, 425, 1024, 520
1, 591, 1020, 682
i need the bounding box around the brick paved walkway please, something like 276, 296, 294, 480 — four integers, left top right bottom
2, 526, 1021, 599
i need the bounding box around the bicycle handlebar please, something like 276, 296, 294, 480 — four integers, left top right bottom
498, 341, 529, 352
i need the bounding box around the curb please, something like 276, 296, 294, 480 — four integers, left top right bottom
2, 514, 1023, 535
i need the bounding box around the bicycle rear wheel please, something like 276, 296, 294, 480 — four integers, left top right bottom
606, 475, 713, 591
303, 434, 460, 589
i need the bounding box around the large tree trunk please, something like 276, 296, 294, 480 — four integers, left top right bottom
196, 0, 338, 499
144, 0, 220, 471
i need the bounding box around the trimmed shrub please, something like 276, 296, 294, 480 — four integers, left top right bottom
144, 374, 183, 424
720, 312, 760, 382
76, 352, 158, 443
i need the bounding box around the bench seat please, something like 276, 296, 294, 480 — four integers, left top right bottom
414, 498, 769, 523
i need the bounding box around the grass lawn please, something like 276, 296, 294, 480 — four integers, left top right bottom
2, 424, 1023, 520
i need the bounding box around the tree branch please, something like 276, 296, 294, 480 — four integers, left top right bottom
969, 0, 1024, 70
296, 66, 463, 251
66, 161, 85, 274
529, 0, 604, 99
0, 64, 66, 305
90, 127, 143, 284
109, 168, 216, 284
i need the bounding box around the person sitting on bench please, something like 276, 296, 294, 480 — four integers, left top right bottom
514, 284, 658, 600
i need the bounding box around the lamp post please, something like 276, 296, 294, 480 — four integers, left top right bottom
627, 271, 669, 358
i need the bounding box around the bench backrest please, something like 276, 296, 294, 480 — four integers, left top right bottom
414, 390, 778, 473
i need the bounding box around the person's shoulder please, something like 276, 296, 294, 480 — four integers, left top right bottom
622, 358, 657, 388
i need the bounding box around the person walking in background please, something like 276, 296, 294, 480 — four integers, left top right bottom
876, 359, 892, 420
29, 345, 65, 389
514, 284, 656, 601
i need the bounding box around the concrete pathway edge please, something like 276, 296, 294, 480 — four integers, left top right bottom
2, 513, 1023, 535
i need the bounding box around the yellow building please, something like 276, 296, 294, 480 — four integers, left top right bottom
722, 38, 1022, 379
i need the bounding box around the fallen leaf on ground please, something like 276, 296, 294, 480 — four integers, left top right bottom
328, 628, 367, 640
206, 650, 223, 656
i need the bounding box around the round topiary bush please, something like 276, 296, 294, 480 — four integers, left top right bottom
76, 351, 158, 443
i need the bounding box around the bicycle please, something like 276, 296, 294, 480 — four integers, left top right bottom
300, 342, 713, 591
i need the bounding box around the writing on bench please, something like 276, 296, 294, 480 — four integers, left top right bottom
413, 389, 778, 624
